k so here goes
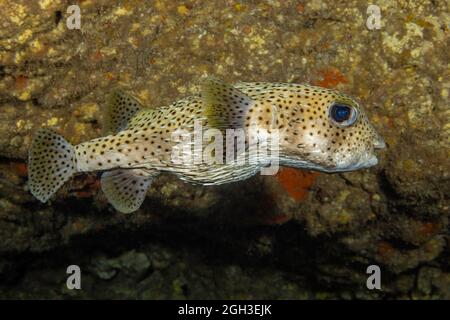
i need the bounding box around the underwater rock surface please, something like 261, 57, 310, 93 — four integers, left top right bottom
0, 0, 448, 299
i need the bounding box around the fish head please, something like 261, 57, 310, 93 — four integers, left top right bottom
282, 86, 385, 172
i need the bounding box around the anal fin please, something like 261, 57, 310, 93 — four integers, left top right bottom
101, 168, 157, 213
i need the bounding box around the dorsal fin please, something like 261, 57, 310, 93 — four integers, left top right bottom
202, 78, 254, 129
103, 89, 144, 135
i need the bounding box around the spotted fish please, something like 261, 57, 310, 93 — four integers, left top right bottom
28, 78, 385, 213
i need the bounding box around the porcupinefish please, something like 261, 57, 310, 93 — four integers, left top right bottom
28, 78, 385, 213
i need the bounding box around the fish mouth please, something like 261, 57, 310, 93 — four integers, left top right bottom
373, 135, 386, 149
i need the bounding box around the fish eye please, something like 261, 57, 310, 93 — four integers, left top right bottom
329, 103, 357, 127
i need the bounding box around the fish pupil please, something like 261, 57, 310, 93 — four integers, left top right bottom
331, 104, 351, 122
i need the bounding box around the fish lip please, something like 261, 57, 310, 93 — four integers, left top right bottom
373, 136, 386, 149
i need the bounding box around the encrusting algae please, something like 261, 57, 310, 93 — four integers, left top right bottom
28, 78, 385, 213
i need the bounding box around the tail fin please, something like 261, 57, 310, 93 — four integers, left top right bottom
28, 128, 77, 202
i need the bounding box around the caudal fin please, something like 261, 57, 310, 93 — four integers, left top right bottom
28, 128, 77, 202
